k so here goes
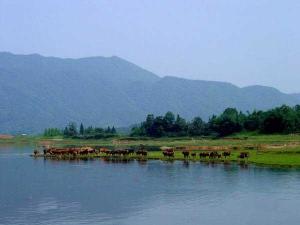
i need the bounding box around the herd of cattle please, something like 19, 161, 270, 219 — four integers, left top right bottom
34, 146, 249, 159
37, 147, 145, 157
162, 148, 249, 159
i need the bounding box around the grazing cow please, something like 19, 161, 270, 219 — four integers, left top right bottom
33, 150, 39, 156
191, 153, 196, 158
100, 148, 111, 156
79, 149, 89, 155
110, 150, 118, 156
68, 148, 79, 156
114, 149, 122, 156
117, 149, 129, 156
136, 150, 142, 156
182, 151, 189, 159
136, 150, 148, 157
126, 148, 135, 155
209, 152, 215, 158
100, 148, 110, 154
199, 152, 209, 158
45, 147, 53, 155
77, 147, 96, 155
163, 148, 174, 158
79, 149, 88, 155
222, 151, 231, 158
209, 151, 222, 159
44, 147, 79, 156
164, 151, 174, 157
122, 150, 128, 156
239, 152, 249, 159
48, 148, 69, 155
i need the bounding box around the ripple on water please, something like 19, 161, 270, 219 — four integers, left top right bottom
1, 147, 300, 225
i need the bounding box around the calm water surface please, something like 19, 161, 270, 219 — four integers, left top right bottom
1, 145, 300, 225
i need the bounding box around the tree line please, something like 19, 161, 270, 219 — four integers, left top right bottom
130, 105, 300, 137
44, 122, 117, 139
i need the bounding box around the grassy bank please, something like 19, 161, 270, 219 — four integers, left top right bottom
4, 133, 300, 167
4, 133, 300, 147
33, 148, 300, 168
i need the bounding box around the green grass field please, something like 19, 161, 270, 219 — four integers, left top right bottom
13, 133, 300, 168
32, 149, 300, 168
4, 132, 300, 146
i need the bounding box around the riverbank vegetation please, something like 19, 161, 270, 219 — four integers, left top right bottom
3, 132, 300, 167
33, 145, 300, 168
43, 122, 117, 139
41, 104, 300, 140
3, 105, 300, 167
131, 105, 300, 137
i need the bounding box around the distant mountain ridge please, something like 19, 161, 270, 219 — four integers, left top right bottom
0, 52, 299, 133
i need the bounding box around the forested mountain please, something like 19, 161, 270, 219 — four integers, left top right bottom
0, 52, 299, 134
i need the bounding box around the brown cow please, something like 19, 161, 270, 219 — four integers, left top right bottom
199, 152, 209, 158
239, 152, 249, 159
209, 151, 222, 159
163, 148, 174, 158
182, 151, 189, 159
222, 151, 231, 158
100, 148, 110, 154
163, 151, 174, 157
33, 150, 40, 156
126, 148, 135, 155
136, 150, 148, 156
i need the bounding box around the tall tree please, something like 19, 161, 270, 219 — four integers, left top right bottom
79, 123, 84, 135
111, 126, 116, 134
188, 117, 205, 136
164, 111, 175, 132
105, 126, 111, 133
173, 114, 187, 136
66, 122, 78, 137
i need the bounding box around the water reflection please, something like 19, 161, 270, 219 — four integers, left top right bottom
239, 161, 249, 170
1, 145, 300, 225
182, 160, 189, 168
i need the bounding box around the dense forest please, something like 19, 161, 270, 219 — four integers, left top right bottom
43, 105, 300, 139
131, 105, 300, 137
44, 123, 117, 139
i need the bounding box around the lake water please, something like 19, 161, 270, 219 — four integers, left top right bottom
1, 145, 300, 225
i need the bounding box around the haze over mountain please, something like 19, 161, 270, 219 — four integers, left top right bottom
0, 52, 299, 134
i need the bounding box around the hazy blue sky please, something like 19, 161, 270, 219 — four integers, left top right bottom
0, 0, 299, 93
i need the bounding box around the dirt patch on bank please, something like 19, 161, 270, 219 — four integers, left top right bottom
0, 134, 14, 139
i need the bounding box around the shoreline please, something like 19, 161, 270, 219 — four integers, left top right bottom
30, 150, 300, 169
2, 133, 300, 168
